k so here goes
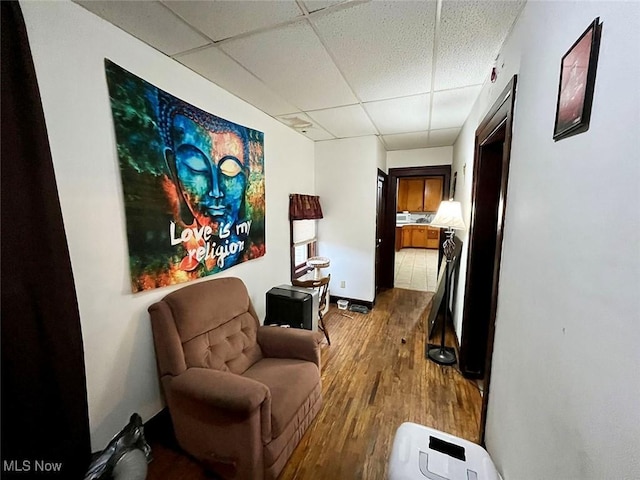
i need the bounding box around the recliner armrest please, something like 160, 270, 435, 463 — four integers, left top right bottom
168, 367, 270, 413
257, 326, 322, 369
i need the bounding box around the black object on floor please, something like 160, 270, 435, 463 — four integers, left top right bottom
427, 344, 457, 366
349, 304, 369, 314
84, 413, 151, 480
265, 286, 314, 329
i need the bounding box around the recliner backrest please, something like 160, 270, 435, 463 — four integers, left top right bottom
159, 277, 263, 375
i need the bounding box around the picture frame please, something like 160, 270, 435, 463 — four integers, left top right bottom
553, 17, 602, 141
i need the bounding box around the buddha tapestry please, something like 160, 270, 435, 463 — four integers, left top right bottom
105, 60, 266, 292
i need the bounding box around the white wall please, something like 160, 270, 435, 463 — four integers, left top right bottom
315, 136, 380, 303
386, 146, 453, 169
451, 0, 528, 340
376, 136, 387, 173
21, 0, 315, 450
453, 2, 640, 478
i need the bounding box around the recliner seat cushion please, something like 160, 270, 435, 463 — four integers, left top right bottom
242, 358, 319, 438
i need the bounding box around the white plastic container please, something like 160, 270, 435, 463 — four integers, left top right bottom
389, 422, 501, 480
337, 299, 348, 310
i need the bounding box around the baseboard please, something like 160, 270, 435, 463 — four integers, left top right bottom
329, 295, 374, 310
143, 408, 178, 447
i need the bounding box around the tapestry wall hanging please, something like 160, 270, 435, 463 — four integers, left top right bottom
105, 60, 265, 292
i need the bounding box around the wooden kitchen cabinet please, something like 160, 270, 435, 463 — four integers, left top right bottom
397, 180, 408, 212
424, 178, 443, 212
398, 225, 440, 249
397, 177, 444, 212
411, 226, 428, 248
406, 179, 425, 212
397, 178, 424, 212
426, 227, 440, 249
402, 226, 412, 248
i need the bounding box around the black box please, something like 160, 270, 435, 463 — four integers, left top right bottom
265, 287, 313, 330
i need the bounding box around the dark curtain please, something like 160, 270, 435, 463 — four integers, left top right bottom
289, 193, 323, 220
1, 2, 91, 478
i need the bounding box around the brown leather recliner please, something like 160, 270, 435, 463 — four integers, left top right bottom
148, 277, 323, 479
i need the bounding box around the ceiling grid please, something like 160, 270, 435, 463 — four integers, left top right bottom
74, 0, 526, 150
427, 0, 443, 145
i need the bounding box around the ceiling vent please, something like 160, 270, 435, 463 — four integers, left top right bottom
283, 116, 313, 133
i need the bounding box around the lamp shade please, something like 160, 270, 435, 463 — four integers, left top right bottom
430, 200, 465, 230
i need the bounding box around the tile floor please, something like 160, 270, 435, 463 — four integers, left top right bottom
394, 248, 440, 292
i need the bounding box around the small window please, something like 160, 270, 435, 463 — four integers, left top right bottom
291, 219, 317, 279
294, 244, 309, 267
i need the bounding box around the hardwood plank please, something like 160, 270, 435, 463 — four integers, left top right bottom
146, 288, 482, 479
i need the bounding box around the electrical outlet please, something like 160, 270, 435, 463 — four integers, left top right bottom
340, 281, 346, 288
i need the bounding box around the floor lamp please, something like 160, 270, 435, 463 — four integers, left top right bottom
427, 200, 465, 366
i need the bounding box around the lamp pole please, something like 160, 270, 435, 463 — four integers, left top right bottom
427, 200, 464, 366
427, 227, 457, 365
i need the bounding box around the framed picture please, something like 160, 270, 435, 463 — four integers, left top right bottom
553, 18, 602, 141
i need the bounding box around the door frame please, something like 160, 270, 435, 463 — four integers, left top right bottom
459, 76, 517, 444
375, 169, 388, 298
380, 165, 451, 289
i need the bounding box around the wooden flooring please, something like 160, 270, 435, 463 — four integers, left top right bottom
146, 288, 482, 480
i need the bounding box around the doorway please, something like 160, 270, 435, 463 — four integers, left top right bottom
380, 166, 451, 292
375, 169, 387, 297
457, 76, 517, 444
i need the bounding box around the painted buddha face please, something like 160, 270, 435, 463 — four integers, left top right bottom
169, 114, 247, 229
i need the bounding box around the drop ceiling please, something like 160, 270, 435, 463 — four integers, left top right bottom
74, 0, 525, 150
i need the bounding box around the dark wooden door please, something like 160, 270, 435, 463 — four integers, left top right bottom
459, 139, 504, 376
457, 76, 517, 445
375, 170, 387, 296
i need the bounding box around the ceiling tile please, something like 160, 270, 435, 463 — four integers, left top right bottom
298, 126, 336, 141
303, 0, 345, 14
162, 0, 303, 42
430, 85, 482, 130
177, 46, 299, 116
312, 1, 436, 102
74, 0, 209, 56
363, 94, 430, 135
435, 0, 524, 90
220, 22, 358, 111
276, 113, 335, 141
76, 0, 523, 149
306, 105, 377, 138
428, 128, 461, 147
382, 131, 431, 151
